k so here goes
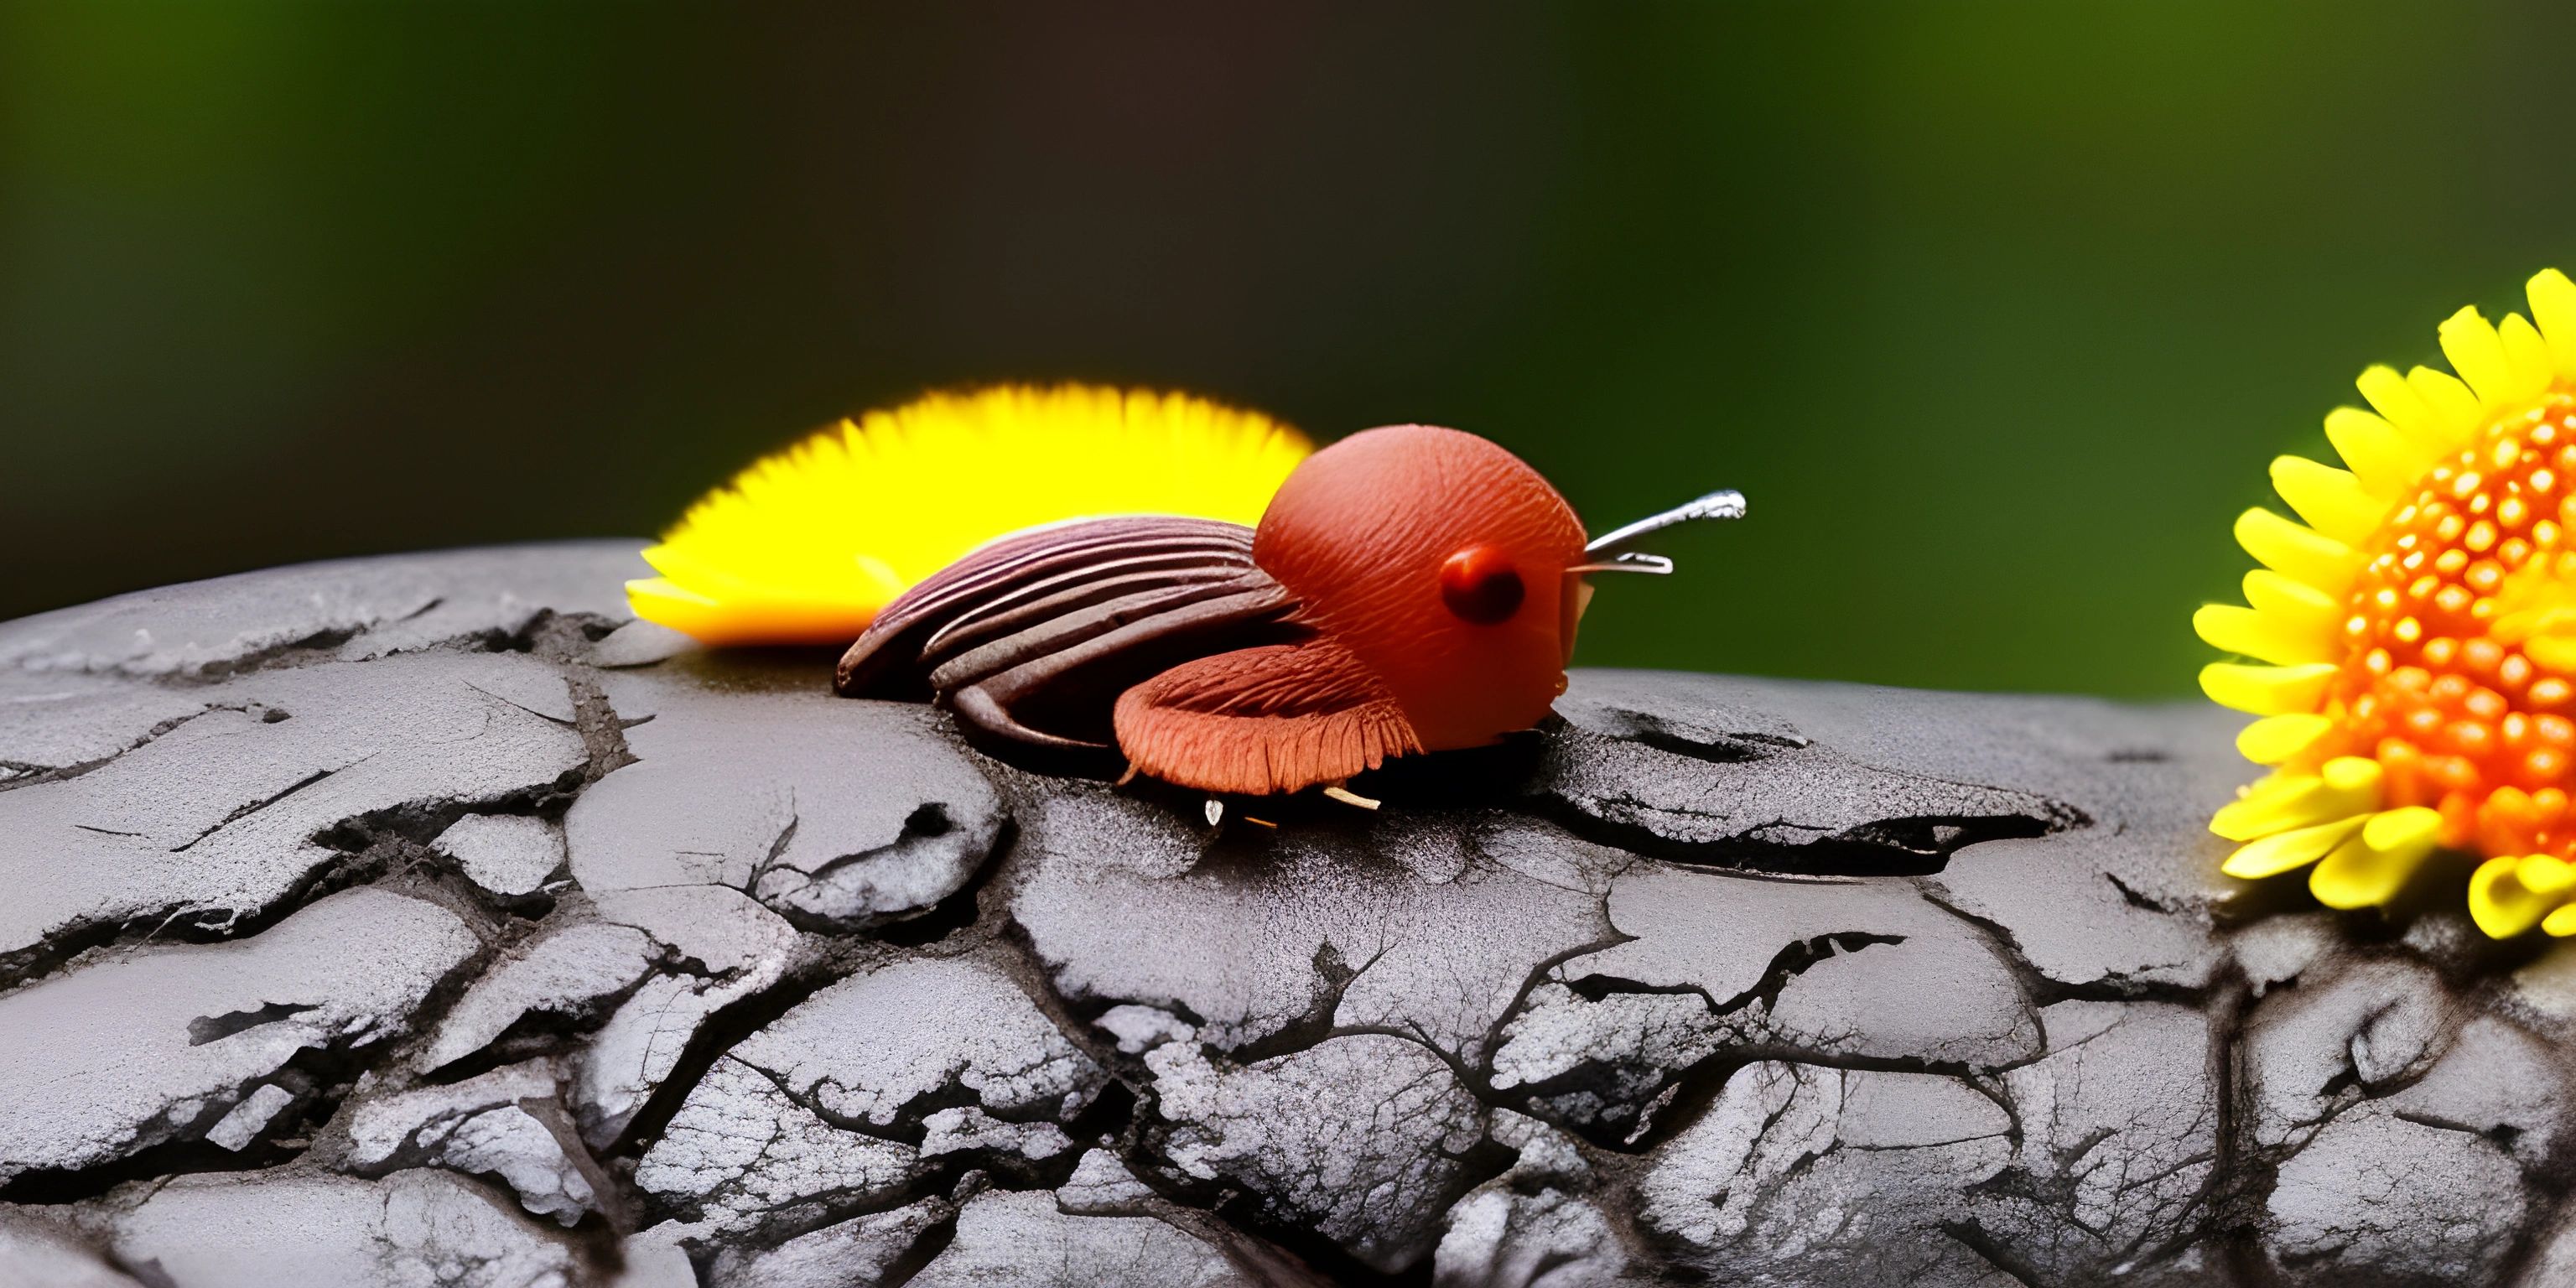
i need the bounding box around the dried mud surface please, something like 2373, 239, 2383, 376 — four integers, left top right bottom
3, 543, 2571, 1287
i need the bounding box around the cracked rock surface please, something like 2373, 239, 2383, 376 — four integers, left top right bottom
2, 546, 2569, 1285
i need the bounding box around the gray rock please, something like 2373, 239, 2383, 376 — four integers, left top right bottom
1636, 1062, 2013, 1285
204, 1081, 299, 1150
1016, 808, 1623, 1063
2262, 1107, 2527, 1285
1536, 671, 2085, 870
633, 1052, 922, 1235
0, 1208, 143, 1288
2244, 958, 2457, 1152
345, 1060, 601, 1226
907, 1188, 1251, 1288
1148, 1033, 1490, 1272
421, 917, 661, 1073
636, 955, 1102, 1234
0, 667, 229, 784
6, 546, 2569, 1285
1965, 1000, 2218, 1282
436, 813, 569, 898
1058, 1147, 1158, 1214
0, 652, 588, 975
705, 1198, 953, 1288
106, 1168, 584, 1288
0, 541, 647, 678
0, 886, 477, 1182
571, 672, 1005, 934
1434, 1110, 1623, 1288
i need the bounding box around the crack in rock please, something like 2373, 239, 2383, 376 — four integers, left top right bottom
636, 955, 1104, 1239
1147, 1032, 1496, 1274
0, 542, 649, 680
0, 888, 478, 1186
1537, 672, 2089, 874
0, 653, 589, 987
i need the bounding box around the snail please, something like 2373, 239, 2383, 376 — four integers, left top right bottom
630, 385, 1741, 797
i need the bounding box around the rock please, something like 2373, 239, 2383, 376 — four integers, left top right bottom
633, 1052, 922, 1236
106, 1169, 584, 1288
1434, 1111, 1623, 1288
0, 887, 477, 1182
435, 813, 569, 898
0, 652, 588, 977
1535, 671, 2086, 870
3, 546, 2569, 1284
2262, 1107, 2528, 1285
0, 1208, 143, 1288
1435, 1187, 1625, 1288
571, 672, 1006, 934
636, 955, 1103, 1235
704, 1198, 953, 1288
0, 541, 647, 678
1965, 1000, 2219, 1282
906, 1188, 1250, 1288
421, 916, 661, 1073
1148, 1033, 1491, 1272
345, 1060, 601, 1226
1058, 1147, 1157, 1214
1015, 807, 1625, 1063
1636, 1062, 2013, 1285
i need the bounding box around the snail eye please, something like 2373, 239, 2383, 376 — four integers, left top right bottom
1440, 545, 1525, 625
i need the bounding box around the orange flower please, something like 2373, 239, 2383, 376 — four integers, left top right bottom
2199, 270, 2576, 937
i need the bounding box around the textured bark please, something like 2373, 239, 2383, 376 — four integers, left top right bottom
1, 544, 2570, 1286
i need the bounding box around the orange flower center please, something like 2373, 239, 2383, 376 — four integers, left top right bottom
2334, 389, 2576, 859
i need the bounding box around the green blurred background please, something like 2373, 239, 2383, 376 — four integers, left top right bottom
6, 1, 2573, 697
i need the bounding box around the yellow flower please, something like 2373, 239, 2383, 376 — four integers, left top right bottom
2199, 269, 2576, 937
626, 384, 1311, 646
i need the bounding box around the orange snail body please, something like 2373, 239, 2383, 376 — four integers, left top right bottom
1111, 426, 1590, 792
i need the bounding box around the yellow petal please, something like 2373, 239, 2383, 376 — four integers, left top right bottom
2322, 407, 2434, 500
2500, 313, 2554, 402
2224, 815, 2365, 880
2199, 662, 2340, 716
2408, 366, 2485, 438
2237, 712, 2333, 765
2243, 569, 2344, 635
2439, 307, 2515, 408
2210, 756, 2381, 840
2270, 455, 2388, 547
2233, 507, 2362, 593
2529, 268, 2576, 380
2194, 603, 2335, 666
2547, 902, 2576, 937
2211, 774, 2318, 843
2529, 636, 2576, 675
2361, 803, 2443, 852
626, 383, 1314, 645
2469, 854, 2576, 938
2356, 364, 2449, 450
2309, 806, 2441, 909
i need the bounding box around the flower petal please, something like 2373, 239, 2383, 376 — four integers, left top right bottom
2270, 455, 2387, 547
2438, 307, 2515, 408
2237, 712, 2333, 764
2470, 854, 2576, 937
2528, 267, 2576, 380
2232, 507, 2361, 593
2309, 806, 2441, 908
2224, 815, 2365, 880
2199, 662, 2339, 716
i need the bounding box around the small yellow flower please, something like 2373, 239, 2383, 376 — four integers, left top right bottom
626, 384, 1311, 646
2199, 270, 2576, 937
